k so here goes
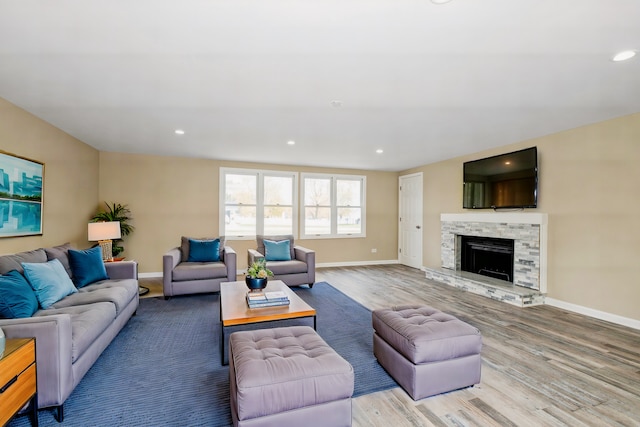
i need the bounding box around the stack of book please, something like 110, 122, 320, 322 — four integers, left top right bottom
246, 290, 290, 308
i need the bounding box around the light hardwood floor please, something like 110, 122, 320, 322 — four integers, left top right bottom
140, 266, 640, 426
317, 265, 640, 427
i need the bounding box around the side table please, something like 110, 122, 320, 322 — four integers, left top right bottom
0, 338, 38, 427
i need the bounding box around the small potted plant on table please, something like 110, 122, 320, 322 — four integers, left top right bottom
245, 259, 273, 291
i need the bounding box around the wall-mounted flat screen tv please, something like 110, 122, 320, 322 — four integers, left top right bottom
463, 146, 538, 209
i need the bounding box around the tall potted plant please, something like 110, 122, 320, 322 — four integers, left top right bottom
91, 202, 135, 257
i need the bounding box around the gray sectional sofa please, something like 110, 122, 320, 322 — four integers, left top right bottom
0, 243, 139, 422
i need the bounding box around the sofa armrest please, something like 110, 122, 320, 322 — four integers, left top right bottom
248, 248, 264, 266
105, 260, 138, 280
294, 245, 316, 283
0, 314, 74, 408
222, 246, 237, 281
162, 247, 182, 295
294, 245, 315, 263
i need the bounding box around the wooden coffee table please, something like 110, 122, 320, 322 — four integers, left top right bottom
219, 280, 316, 365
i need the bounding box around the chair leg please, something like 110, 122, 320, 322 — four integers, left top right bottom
28, 394, 38, 426
54, 404, 64, 422
308, 283, 314, 289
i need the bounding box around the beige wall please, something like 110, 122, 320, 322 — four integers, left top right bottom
98, 152, 399, 273
403, 113, 640, 321
3, 94, 637, 322
0, 98, 99, 254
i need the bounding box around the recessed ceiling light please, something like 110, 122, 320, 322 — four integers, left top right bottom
612, 50, 637, 62
175, 129, 185, 135
287, 140, 295, 145
376, 149, 384, 154
431, 0, 452, 4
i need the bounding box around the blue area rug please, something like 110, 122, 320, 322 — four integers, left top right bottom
9, 282, 396, 427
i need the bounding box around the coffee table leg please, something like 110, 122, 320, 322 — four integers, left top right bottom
220, 302, 225, 366
221, 326, 225, 365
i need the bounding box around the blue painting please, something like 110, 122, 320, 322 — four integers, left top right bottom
0, 152, 44, 237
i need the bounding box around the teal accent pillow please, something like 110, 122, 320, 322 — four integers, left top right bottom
264, 239, 292, 261
68, 246, 109, 288
22, 259, 78, 309
0, 270, 39, 318
188, 239, 221, 262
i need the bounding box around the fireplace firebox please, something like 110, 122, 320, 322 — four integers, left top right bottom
461, 236, 514, 282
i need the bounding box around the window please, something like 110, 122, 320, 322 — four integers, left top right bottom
220, 168, 297, 238
301, 173, 366, 238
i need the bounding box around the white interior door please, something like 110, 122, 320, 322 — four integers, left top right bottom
399, 173, 423, 269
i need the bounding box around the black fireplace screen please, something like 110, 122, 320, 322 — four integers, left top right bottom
461, 236, 514, 282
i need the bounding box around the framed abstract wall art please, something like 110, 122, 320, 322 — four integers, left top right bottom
0, 151, 44, 237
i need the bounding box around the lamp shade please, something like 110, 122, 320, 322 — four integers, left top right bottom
88, 221, 122, 241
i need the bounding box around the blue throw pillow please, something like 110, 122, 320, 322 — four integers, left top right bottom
68, 247, 109, 288
0, 270, 39, 318
264, 239, 292, 261
22, 259, 78, 309
188, 239, 221, 262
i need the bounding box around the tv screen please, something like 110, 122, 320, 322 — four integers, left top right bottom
463, 147, 538, 209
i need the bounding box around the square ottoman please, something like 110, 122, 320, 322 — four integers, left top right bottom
229, 326, 354, 427
372, 305, 482, 400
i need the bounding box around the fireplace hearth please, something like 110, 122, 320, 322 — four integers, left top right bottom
461, 236, 514, 282
425, 213, 548, 307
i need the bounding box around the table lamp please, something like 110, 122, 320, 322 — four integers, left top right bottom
88, 221, 121, 261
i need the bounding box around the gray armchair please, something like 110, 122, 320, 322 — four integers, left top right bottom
163, 236, 237, 298
248, 235, 315, 288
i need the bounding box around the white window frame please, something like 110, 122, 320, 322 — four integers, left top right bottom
220, 167, 298, 239
301, 173, 366, 239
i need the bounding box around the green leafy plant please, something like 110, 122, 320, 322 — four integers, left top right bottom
91, 202, 135, 257
246, 259, 273, 279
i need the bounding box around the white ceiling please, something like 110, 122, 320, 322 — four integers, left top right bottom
1, 0, 639, 172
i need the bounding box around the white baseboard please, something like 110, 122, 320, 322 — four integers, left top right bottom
139, 272, 162, 279
316, 260, 400, 268
545, 297, 640, 331
140, 260, 400, 280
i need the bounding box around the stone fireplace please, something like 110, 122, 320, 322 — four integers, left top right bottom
425, 213, 548, 307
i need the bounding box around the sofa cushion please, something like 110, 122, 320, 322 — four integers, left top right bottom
257, 235, 295, 260
264, 239, 292, 261
266, 260, 308, 276
68, 247, 109, 288
45, 242, 74, 278
187, 238, 221, 262
181, 236, 225, 262
22, 259, 78, 309
36, 302, 116, 363
0, 270, 39, 318
172, 262, 228, 281
51, 278, 138, 315
0, 248, 47, 275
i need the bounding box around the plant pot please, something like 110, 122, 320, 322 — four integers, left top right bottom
245, 277, 268, 291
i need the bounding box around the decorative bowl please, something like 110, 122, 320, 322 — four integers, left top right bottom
245, 277, 268, 291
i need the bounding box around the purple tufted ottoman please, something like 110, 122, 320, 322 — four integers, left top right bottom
229, 326, 354, 427
372, 305, 482, 400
